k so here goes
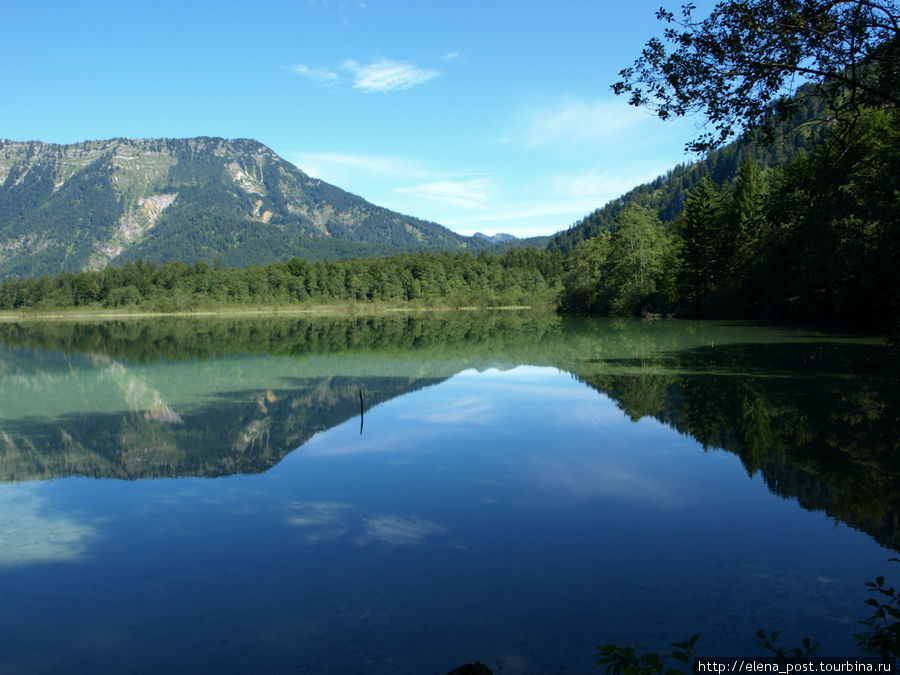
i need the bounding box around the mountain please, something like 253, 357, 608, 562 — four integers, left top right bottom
547, 91, 825, 252
473, 232, 516, 243
474, 231, 553, 252
0, 137, 502, 279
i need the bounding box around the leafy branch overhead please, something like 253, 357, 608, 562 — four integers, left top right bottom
613, 0, 900, 151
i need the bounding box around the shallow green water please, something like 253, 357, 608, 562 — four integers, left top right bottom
0, 313, 897, 673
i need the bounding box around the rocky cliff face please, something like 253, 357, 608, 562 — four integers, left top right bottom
0, 137, 485, 278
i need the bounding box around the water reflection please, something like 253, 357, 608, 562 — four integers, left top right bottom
573, 340, 900, 550
358, 514, 447, 546
284, 501, 352, 543
0, 315, 897, 670
0, 486, 97, 566
280, 501, 447, 548
0, 313, 897, 554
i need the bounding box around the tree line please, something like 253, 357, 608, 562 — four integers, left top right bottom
570, 0, 899, 329
1, 112, 896, 327
1, 106, 895, 327
0, 247, 565, 311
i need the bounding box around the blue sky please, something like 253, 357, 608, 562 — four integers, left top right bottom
2, 1, 716, 238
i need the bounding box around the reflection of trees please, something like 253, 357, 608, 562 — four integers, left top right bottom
0, 315, 898, 553
0, 312, 566, 365
573, 342, 900, 551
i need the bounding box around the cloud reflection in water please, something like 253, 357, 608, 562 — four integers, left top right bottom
284, 501, 446, 547
357, 514, 446, 546
0, 488, 97, 566
284, 501, 352, 543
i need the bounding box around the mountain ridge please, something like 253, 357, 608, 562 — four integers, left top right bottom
0, 136, 522, 279
547, 90, 826, 252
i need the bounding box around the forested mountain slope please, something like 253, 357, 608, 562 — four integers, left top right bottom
0, 137, 500, 279
547, 94, 824, 252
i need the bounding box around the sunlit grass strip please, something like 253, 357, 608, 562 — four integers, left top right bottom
0, 302, 547, 322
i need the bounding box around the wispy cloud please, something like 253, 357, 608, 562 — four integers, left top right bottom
291, 153, 497, 209
531, 452, 685, 506
291, 152, 665, 237
507, 98, 652, 149
441, 51, 460, 61
306, 0, 369, 7
283, 502, 446, 547
305, 0, 368, 26
439, 199, 601, 227
430, 160, 676, 233
288, 58, 438, 92
292, 151, 432, 182
550, 161, 674, 201
288, 63, 340, 86
285, 501, 351, 543
395, 178, 493, 209
343, 58, 438, 92
399, 395, 495, 425
291, 151, 632, 237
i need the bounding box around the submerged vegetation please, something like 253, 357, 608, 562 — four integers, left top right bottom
596, 561, 900, 672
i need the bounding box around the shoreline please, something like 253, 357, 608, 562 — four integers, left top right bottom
0, 303, 549, 322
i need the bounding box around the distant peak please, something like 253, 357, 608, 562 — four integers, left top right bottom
473, 232, 518, 243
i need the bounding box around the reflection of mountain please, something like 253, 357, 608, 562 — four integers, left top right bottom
0, 314, 898, 553
2, 312, 567, 483
0, 373, 445, 482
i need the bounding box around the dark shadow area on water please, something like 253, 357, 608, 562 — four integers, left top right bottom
574, 341, 900, 552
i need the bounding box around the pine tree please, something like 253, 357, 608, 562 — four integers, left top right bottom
725, 157, 768, 290
677, 176, 725, 306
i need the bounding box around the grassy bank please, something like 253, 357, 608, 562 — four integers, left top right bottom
0, 302, 548, 322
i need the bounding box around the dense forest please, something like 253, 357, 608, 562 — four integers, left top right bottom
557, 107, 899, 325
0, 247, 565, 311
556, 0, 899, 328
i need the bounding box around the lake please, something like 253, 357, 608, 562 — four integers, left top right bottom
0, 312, 897, 674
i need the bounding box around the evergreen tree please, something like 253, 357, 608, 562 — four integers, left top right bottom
724, 156, 769, 294
677, 176, 725, 307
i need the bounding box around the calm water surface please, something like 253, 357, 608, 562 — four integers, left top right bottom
0, 313, 897, 673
